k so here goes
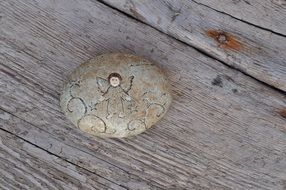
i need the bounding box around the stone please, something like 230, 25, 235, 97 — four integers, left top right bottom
60, 53, 172, 138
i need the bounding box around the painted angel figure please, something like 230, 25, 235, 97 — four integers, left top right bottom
96, 73, 134, 119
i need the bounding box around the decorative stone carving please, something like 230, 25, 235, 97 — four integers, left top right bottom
60, 53, 172, 138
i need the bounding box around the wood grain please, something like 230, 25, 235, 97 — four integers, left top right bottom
0, 129, 125, 190
0, 0, 286, 189
102, 0, 286, 92
195, 0, 286, 36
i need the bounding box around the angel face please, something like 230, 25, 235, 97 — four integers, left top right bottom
108, 73, 122, 87
110, 76, 120, 87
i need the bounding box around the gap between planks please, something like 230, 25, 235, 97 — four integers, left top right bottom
0, 0, 282, 189
192, 0, 286, 38
100, 0, 286, 93
0, 126, 127, 190
101, 0, 286, 96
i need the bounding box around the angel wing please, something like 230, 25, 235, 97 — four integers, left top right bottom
96, 77, 110, 94
121, 76, 134, 93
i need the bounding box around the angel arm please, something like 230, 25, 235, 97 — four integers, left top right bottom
121, 93, 132, 101
98, 95, 107, 102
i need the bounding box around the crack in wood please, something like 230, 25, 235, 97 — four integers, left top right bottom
0, 127, 126, 190
0, 107, 163, 189
191, 0, 286, 37
99, 0, 286, 93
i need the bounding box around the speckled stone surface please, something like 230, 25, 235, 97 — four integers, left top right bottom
60, 53, 172, 138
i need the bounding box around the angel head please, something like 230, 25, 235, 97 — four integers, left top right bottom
108, 73, 122, 87
97, 73, 134, 94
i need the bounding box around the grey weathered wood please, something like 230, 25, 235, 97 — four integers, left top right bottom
102, 0, 286, 92
0, 129, 125, 190
196, 0, 286, 36
0, 0, 286, 189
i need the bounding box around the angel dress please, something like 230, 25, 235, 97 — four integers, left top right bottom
103, 86, 131, 118
97, 76, 134, 119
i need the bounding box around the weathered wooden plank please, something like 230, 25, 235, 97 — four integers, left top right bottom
102, 0, 286, 92
0, 110, 164, 190
0, 129, 123, 190
0, 0, 286, 189
195, 0, 286, 36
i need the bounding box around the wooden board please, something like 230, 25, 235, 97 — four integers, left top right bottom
196, 0, 286, 36
102, 0, 286, 92
1, 0, 286, 189
0, 129, 125, 190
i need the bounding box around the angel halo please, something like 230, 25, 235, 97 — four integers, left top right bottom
60, 53, 172, 138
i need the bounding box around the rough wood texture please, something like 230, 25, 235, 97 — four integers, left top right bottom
196, 0, 286, 36
0, 129, 125, 190
102, 0, 286, 92
0, 0, 286, 189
